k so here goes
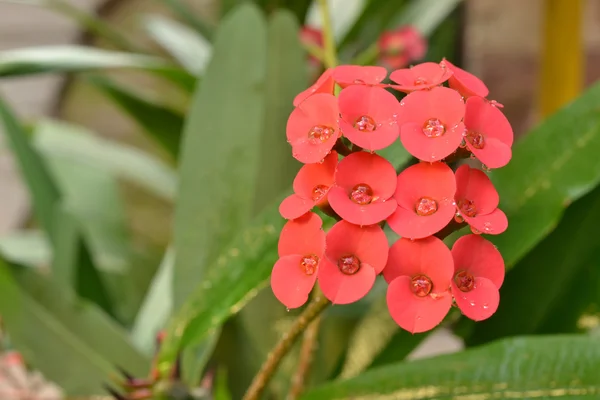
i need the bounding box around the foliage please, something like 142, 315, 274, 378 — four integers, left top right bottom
0, 0, 599, 398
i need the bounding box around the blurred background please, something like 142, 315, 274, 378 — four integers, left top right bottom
0, 0, 599, 399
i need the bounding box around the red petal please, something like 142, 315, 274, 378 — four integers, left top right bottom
452, 277, 499, 321
318, 257, 376, 304
442, 58, 489, 98
271, 255, 318, 309
286, 93, 339, 164
468, 137, 512, 169
400, 121, 464, 161
383, 236, 454, 288
338, 85, 400, 151
293, 68, 335, 106
334, 152, 397, 199
463, 208, 508, 236
451, 234, 504, 288
394, 162, 456, 209
465, 96, 513, 146
325, 220, 388, 274
386, 203, 454, 239
455, 164, 499, 215
397, 86, 465, 128
279, 194, 314, 220
328, 187, 397, 225
389, 62, 453, 92
387, 276, 452, 333
332, 65, 387, 87
293, 151, 337, 199
278, 212, 325, 257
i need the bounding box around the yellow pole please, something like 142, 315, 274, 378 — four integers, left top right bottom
539, 0, 583, 117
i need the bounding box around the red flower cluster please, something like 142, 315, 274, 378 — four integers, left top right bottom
272, 60, 512, 334
378, 26, 427, 70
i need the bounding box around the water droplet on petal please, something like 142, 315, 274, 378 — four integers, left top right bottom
350, 183, 374, 205
482, 164, 492, 172
308, 125, 335, 144
354, 115, 377, 132
286, 308, 290, 312
454, 270, 475, 292
458, 199, 477, 217
466, 130, 485, 149
422, 118, 446, 138
454, 213, 464, 223
411, 275, 433, 297
415, 197, 438, 216
338, 254, 361, 275
299, 254, 319, 275
482, 303, 489, 309
312, 184, 329, 202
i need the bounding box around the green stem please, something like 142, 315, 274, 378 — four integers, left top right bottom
317, 0, 338, 68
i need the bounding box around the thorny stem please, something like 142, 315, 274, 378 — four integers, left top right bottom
242, 295, 330, 400
317, 0, 338, 69
287, 290, 323, 400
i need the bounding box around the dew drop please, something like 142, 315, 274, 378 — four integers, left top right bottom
454, 270, 475, 292
311, 184, 329, 202
482, 303, 489, 310
414, 77, 429, 86
354, 79, 365, 84
286, 308, 290, 313
422, 118, 446, 138
458, 199, 477, 218
411, 275, 433, 297
299, 254, 319, 275
482, 164, 492, 172
350, 183, 374, 205
454, 213, 464, 223
415, 197, 438, 216
354, 115, 377, 132
469, 301, 476, 307
470, 153, 477, 160
338, 254, 361, 275
308, 125, 335, 144
465, 130, 485, 149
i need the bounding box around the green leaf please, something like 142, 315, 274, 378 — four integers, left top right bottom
393, 0, 462, 36
0, 96, 60, 239
252, 9, 305, 215
491, 81, 600, 267
0, 45, 195, 88
0, 257, 149, 395
159, 0, 216, 40
0, 230, 51, 267
23, 0, 139, 51
172, 3, 267, 306
144, 15, 212, 75
303, 335, 600, 399
305, 0, 367, 42
34, 119, 177, 201
131, 248, 174, 355
467, 184, 600, 344
157, 196, 284, 370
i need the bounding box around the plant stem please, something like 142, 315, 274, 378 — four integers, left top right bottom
317, 0, 338, 69
242, 295, 330, 400
287, 287, 325, 399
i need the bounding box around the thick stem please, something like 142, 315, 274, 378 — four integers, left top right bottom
287, 315, 321, 399
242, 295, 330, 400
317, 0, 338, 69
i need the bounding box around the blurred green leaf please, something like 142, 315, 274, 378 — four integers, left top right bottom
303, 335, 600, 399
0, 96, 60, 238
394, 0, 462, 36
172, 3, 267, 306
0, 257, 149, 395
143, 14, 212, 75
305, 0, 367, 42
0, 98, 112, 313
34, 119, 177, 201
21, 0, 139, 51
467, 185, 600, 344
131, 248, 174, 355
158, 196, 284, 370
252, 9, 305, 217
0, 230, 50, 267
159, 0, 216, 40
87, 75, 184, 159
0, 45, 195, 89
491, 81, 600, 267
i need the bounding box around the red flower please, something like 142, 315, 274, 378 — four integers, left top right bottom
442, 58, 489, 98
464, 96, 513, 169
271, 212, 326, 309
293, 68, 335, 106
338, 85, 400, 151
378, 26, 427, 70
287, 93, 339, 164
318, 220, 388, 304
279, 151, 338, 220
384, 237, 453, 333
328, 152, 397, 225
455, 165, 507, 235
332, 65, 388, 88
397, 86, 465, 161
387, 162, 456, 239
389, 62, 453, 92
450, 234, 504, 321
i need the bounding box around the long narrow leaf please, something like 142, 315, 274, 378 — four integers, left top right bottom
159, 0, 216, 40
